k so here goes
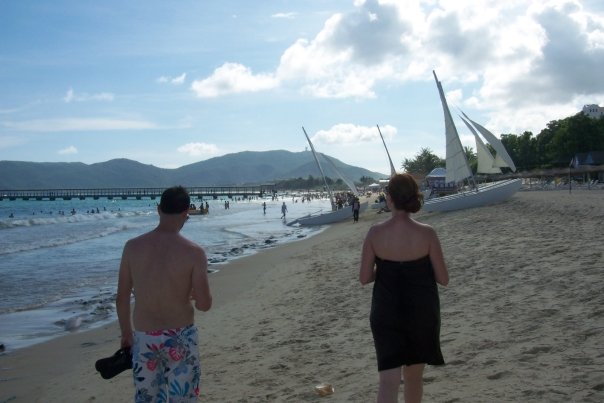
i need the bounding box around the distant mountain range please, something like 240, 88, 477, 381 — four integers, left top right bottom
0, 150, 387, 189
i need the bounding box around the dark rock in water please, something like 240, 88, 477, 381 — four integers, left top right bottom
208, 257, 227, 264
264, 239, 277, 244
0, 343, 5, 352
297, 234, 306, 238
229, 247, 243, 255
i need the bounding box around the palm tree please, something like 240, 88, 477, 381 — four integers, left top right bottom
464, 146, 477, 173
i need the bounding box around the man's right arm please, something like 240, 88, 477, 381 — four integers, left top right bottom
191, 247, 212, 312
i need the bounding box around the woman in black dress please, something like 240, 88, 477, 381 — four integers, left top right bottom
360, 173, 449, 403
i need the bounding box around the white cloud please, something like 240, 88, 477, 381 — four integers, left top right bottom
446, 89, 464, 107
393, 0, 604, 133
311, 123, 397, 145
276, 5, 411, 99
272, 12, 297, 19
190, 1, 411, 99
171, 73, 187, 85
4, 118, 156, 132
63, 88, 114, 103
157, 73, 187, 85
191, 63, 278, 97
58, 145, 78, 155
177, 142, 219, 157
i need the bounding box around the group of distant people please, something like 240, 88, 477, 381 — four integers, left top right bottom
116, 174, 449, 402
6, 206, 112, 218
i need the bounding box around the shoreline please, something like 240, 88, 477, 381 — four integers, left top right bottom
1, 190, 603, 402
0, 198, 327, 353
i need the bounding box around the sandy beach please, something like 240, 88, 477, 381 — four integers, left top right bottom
1, 189, 603, 402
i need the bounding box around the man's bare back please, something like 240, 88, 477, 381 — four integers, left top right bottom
121, 229, 210, 331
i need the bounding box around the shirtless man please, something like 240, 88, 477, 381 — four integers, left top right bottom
116, 186, 212, 402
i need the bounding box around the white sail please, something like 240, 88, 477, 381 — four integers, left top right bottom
460, 115, 501, 174
492, 153, 508, 168
321, 154, 360, 197
302, 127, 336, 211
432, 71, 473, 184
475, 136, 503, 174
460, 111, 516, 172
376, 124, 397, 177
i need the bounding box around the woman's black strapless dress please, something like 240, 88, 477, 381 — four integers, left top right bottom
370, 255, 444, 371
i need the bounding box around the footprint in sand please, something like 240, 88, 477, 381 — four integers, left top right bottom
523, 345, 552, 355
487, 370, 511, 380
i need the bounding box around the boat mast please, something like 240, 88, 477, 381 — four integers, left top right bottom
376, 124, 397, 177
302, 127, 336, 211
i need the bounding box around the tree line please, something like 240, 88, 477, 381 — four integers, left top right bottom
275, 175, 347, 191
402, 112, 604, 175
275, 175, 383, 191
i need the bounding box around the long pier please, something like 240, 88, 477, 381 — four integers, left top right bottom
0, 185, 275, 201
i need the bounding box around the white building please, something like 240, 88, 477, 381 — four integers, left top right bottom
582, 104, 604, 119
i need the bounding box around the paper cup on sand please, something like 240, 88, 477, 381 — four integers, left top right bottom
314, 383, 334, 396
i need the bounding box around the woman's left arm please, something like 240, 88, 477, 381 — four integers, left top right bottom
428, 228, 449, 286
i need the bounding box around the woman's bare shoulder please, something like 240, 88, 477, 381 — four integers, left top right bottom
410, 219, 438, 238
412, 218, 434, 230
367, 218, 393, 235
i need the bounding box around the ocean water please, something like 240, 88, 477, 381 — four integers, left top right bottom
0, 195, 332, 351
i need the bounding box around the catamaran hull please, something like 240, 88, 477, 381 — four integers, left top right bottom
423, 179, 521, 213
288, 202, 368, 226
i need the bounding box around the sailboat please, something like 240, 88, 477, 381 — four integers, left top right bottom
423, 71, 522, 213
286, 127, 368, 226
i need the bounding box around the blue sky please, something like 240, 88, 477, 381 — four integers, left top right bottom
1, 0, 603, 175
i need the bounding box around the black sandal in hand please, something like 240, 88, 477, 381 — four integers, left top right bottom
95, 347, 133, 379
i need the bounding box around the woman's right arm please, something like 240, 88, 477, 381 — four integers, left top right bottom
428, 228, 449, 286
359, 228, 376, 285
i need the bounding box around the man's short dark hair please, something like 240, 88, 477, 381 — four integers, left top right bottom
159, 186, 190, 214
